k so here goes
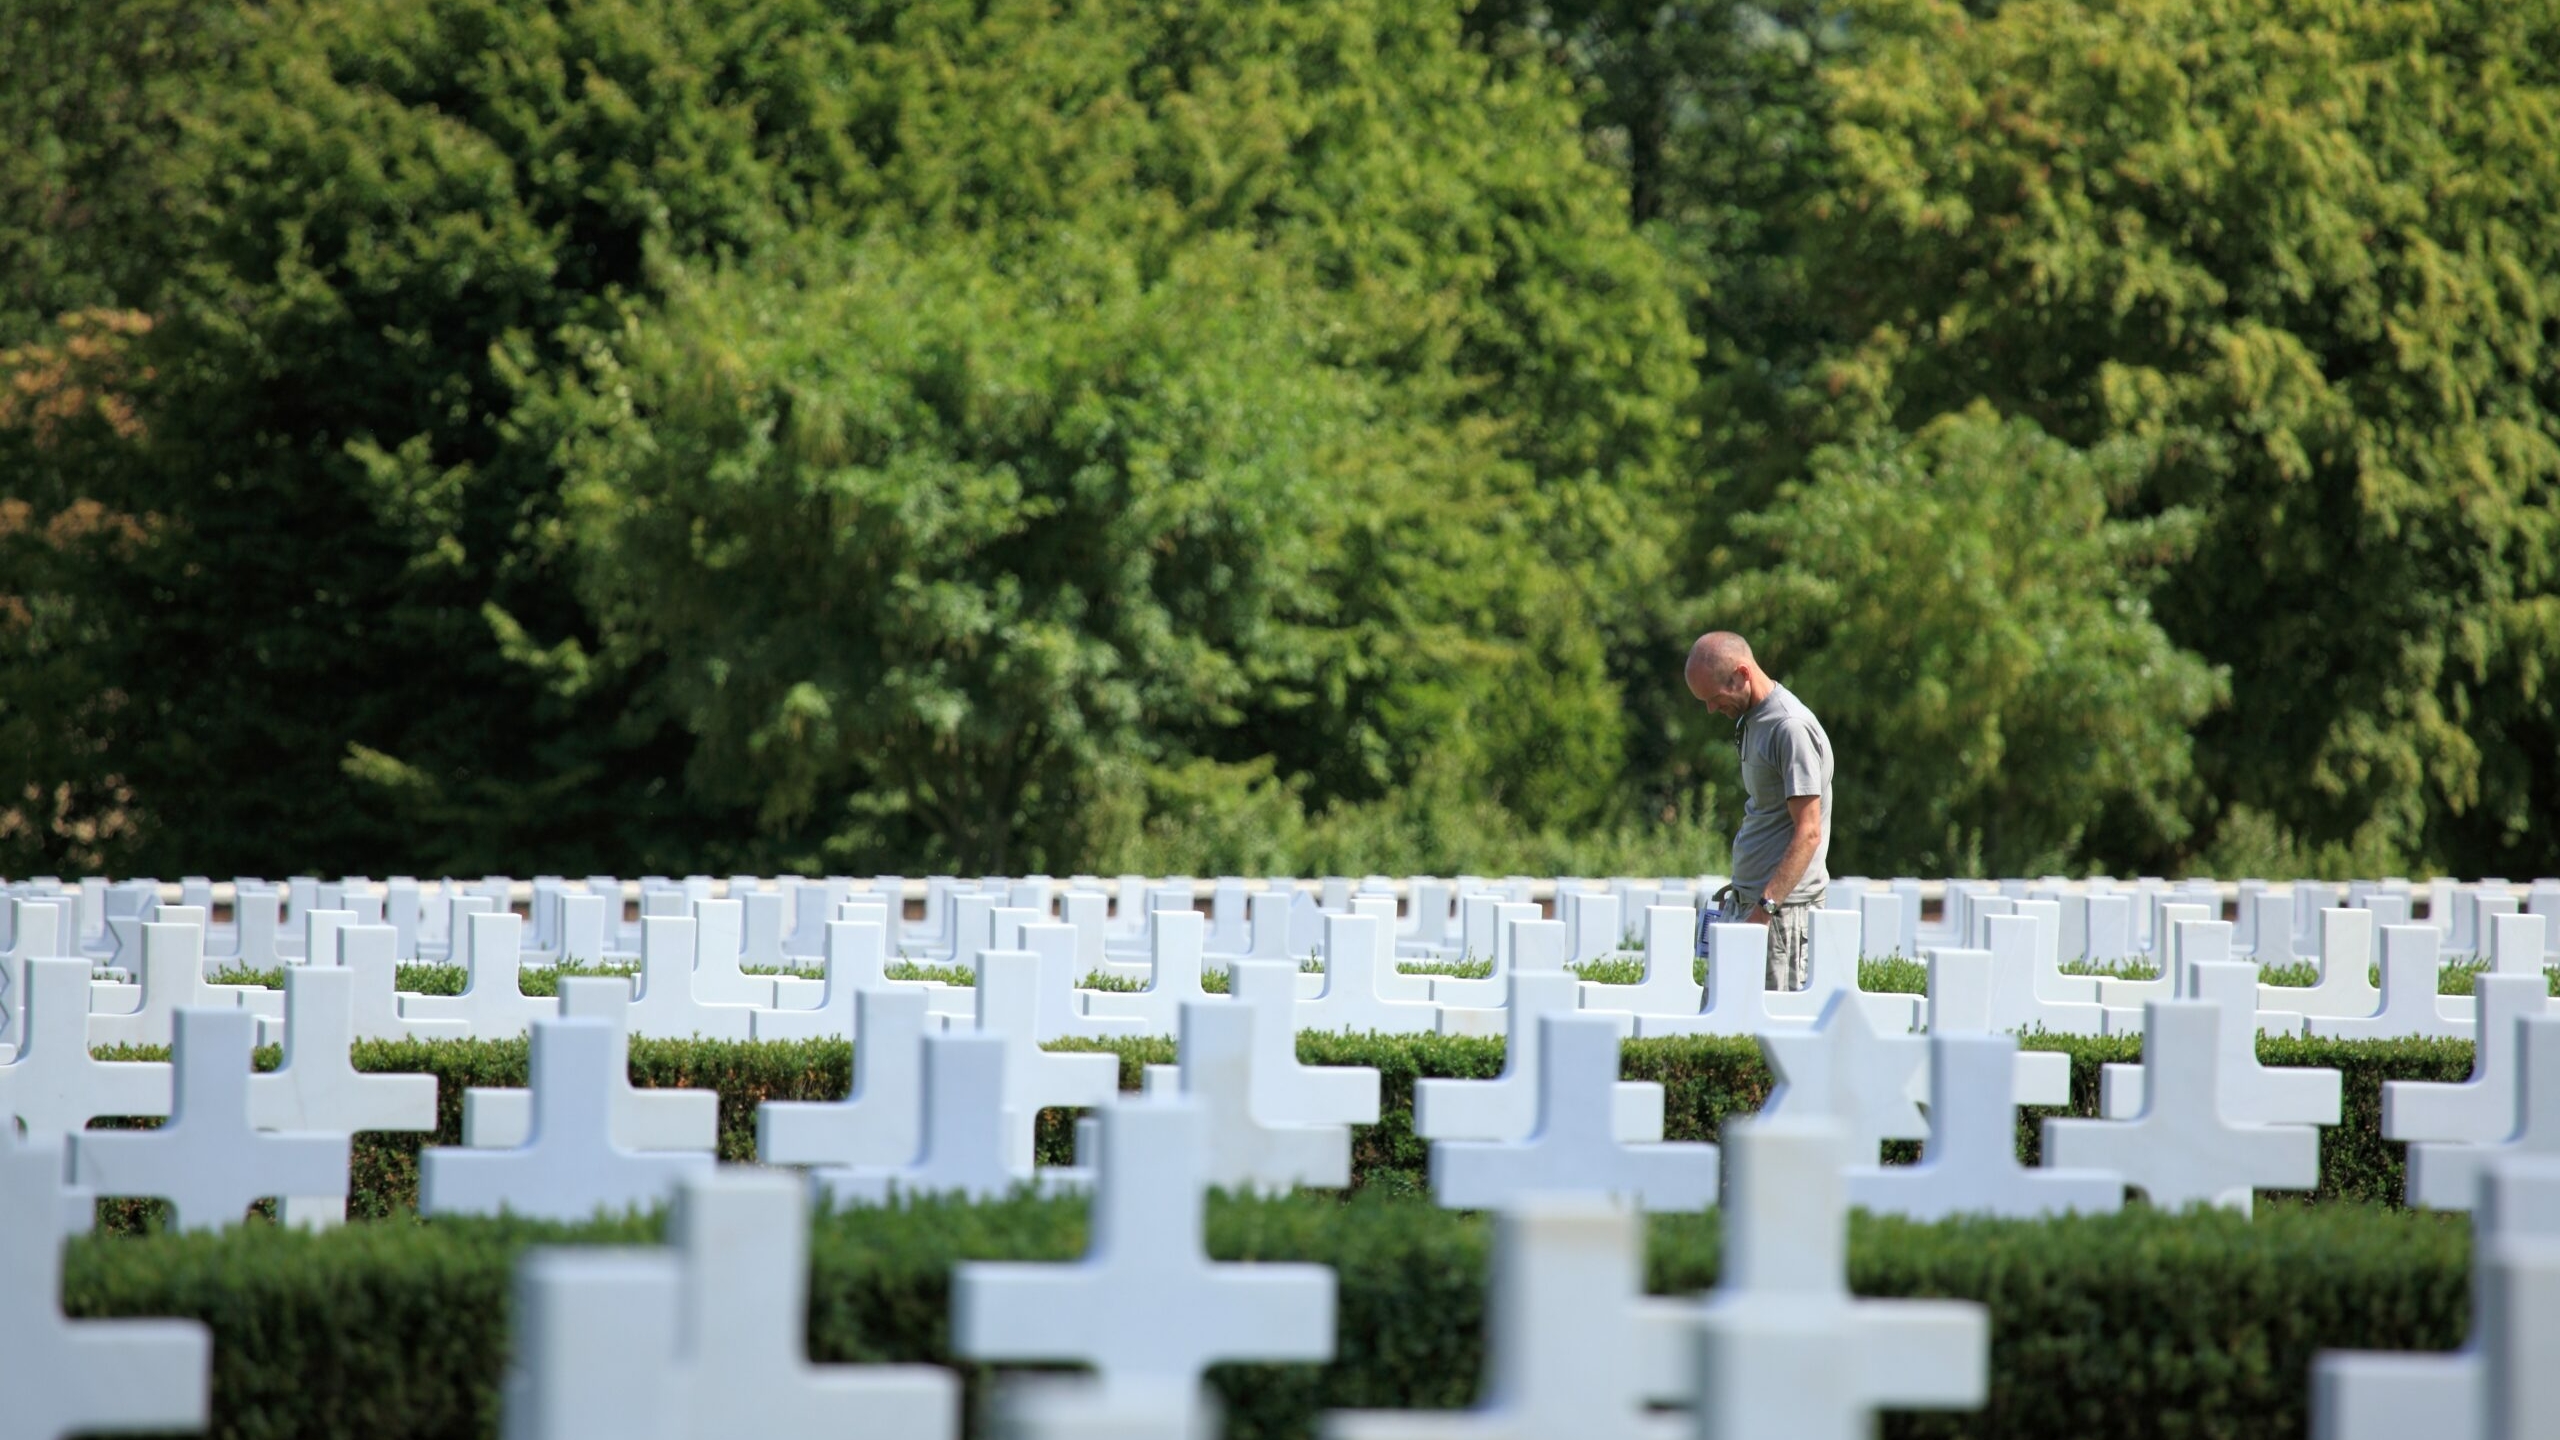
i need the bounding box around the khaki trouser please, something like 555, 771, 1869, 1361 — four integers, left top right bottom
1697, 879, 1826, 995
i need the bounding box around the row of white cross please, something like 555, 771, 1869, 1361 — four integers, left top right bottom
11, 868, 2560, 962
7, 880, 2550, 1071
4, 872, 2558, 1440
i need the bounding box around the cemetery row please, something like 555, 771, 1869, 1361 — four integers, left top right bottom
3, 871, 2557, 1439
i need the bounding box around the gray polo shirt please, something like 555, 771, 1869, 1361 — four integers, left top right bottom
1729, 681, 1833, 896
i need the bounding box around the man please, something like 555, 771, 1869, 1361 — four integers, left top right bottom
1685, 631, 1833, 991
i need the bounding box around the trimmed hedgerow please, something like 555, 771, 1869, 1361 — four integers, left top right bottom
61, 1188, 2469, 1440
91, 1024, 2478, 1221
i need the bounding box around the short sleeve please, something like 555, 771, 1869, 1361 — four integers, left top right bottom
1775, 718, 1827, 799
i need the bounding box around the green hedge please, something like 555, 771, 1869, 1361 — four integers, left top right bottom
94, 1026, 2474, 1222
63, 1189, 2470, 1440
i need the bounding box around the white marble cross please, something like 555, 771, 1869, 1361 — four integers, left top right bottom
620, 916, 755, 1042
2312, 1156, 2560, 1440
339, 922, 471, 1043
1021, 922, 1146, 1043
1169, 1000, 1351, 1193
971, 952, 1122, 1169
1696, 1116, 1990, 1439
1081, 911, 1218, 1037
419, 1016, 712, 1220
1575, 906, 1704, 1017
816, 1032, 1087, 1204
2386, 974, 2554, 1146
1432, 1015, 1716, 1213
687, 899, 779, 1007
2262, 909, 2382, 1019
1226, 961, 1380, 1129
1758, 988, 1927, 1163
1979, 910, 2104, 1036
751, 918, 876, 1043
1847, 1033, 2123, 1221
2307, 925, 2474, 1041
504, 1168, 958, 1440
0, 897, 67, 1051
464, 977, 716, 1152
1297, 914, 1440, 1036
2099, 958, 2332, 1127
1762, 910, 1914, 1031
2406, 1014, 2560, 1211
0, 1130, 211, 1438
1919, 947, 2070, 1107
399, 911, 558, 1039
2044, 1000, 2321, 1214
73, 1007, 348, 1232
1417, 972, 1655, 1144
86, 915, 263, 1050
1325, 1196, 1686, 1440
759, 985, 929, 1169
953, 1097, 1335, 1398
0, 956, 171, 1136
247, 963, 437, 1227
1427, 903, 1540, 1012
1632, 922, 1807, 1039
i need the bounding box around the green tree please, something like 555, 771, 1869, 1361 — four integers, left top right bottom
1806, 0, 2560, 873
1703, 406, 2225, 875
3, 0, 1695, 875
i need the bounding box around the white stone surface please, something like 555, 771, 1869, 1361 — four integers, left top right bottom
1417, 971, 1655, 1145
2101, 960, 2335, 1126
2313, 1157, 2560, 1440
248, 964, 438, 1152
1920, 946, 2071, 1107
620, 916, 755, 1042
2266, 909, 2384, 1019
1697, 1117, 1990, 1439
954, 1097, 1334, 1397
974, 951, 1121, 1169
1227, 961, 1380, 1129
1576, 906, 1704, 1016
420, 1016, 712, 1220
0, 1130, 212, 1439
1847, 1033, 2122, 1221
504, 1169, 957, 1440
2407, 1015, 2560, 1212
2307, 925, 2473, 1041
1432, 1015, 1715, 1213
751, 919, 875, 1042
686, 899, 779, 1007
1172, 999, 1350, 1192
73, 1007, 348, 1232
1298, 914, 1440, 1036
2387, 974, 2554, 1146
465, 977, 716, 1152
400, 911, 559, 1038
0, 956, 171, 1136
1325, 1197, 1685, 1440
1631, 923, 1807, 1039
759, 985, 930, 1169
1080, 911, 1218, 1037
2045, 1000, 2321, 1214
1759, 989, 1927, 1163
816, 1032, 1089, 1204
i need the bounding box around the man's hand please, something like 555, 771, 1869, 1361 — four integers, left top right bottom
1745, 905, 1775, 927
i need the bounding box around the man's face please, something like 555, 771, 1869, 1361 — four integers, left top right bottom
1689, 659, 1751, 718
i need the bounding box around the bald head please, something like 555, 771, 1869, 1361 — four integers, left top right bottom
1686, 631, 1766, 717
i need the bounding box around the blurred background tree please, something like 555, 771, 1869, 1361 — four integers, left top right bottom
4, 0, 2553, 879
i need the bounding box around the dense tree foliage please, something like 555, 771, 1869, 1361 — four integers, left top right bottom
4, 0, 2553, 878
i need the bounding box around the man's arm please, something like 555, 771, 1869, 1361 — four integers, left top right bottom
1749, 795, 1823, 921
